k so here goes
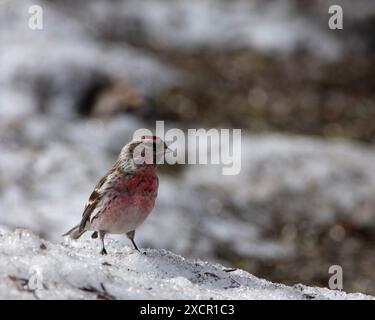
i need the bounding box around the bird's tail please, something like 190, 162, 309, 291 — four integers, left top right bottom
62, 225, 86, 240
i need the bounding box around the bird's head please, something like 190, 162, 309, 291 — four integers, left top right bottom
118, 135, 170, 172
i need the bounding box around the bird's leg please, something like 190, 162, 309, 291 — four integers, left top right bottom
126, 230, 142, 253
91, 231, 98, 239
99, 231, 107, 255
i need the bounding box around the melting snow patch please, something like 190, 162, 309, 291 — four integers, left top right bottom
0, 227, 372, 300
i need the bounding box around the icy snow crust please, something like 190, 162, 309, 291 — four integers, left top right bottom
0, 227, 372, 300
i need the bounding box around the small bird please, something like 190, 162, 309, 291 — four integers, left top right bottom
63, 135, 168, 255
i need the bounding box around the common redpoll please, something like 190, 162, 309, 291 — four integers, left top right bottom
63, 135, 168, 255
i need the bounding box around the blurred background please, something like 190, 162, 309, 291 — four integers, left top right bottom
1, 0, 375, 295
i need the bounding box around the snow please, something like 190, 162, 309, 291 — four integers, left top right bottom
0, 0, 182, 119
0, 226, 372, 300
184, 135, 375, 229
61, 0, 343, 59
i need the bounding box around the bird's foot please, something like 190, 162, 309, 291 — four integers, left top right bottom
130, 247, 145, 255
135, 247, 146, 255
100, 248, 108, 255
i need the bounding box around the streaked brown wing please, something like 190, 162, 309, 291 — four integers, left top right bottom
78, 171, 112, 232
79, 190, 101, 232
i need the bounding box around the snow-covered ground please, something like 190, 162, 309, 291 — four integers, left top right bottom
0, 226, 372, 300
0, 0, 182, 119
